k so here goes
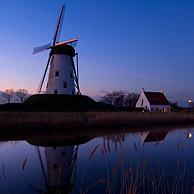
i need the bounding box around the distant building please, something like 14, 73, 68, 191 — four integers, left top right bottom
136, 89, 171, 112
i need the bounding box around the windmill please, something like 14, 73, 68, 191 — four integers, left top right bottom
33, 5, 81, 95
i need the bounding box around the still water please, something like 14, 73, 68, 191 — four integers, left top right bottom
0, 128, 193, 194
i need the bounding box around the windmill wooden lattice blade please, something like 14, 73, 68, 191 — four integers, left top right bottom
37, 55, 52, 93
32, 43, 51, 55
53, 38, 79, 47
52, 5, 65, 46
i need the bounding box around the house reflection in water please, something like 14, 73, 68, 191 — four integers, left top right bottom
139, 129, 169, 145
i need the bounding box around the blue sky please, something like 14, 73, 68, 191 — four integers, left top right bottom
0, 0, 194, 105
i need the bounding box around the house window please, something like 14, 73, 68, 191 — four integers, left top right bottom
70, 71, 73, 78
164, 108, 169, 112
63, 81, 67, 88
55, 71, 59, 77
54, 90, 58, 94
141, 99, 143, 107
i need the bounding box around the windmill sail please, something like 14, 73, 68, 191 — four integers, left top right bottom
52, 5, 65, 46
53, 38, 78, 47
71, 57, 81, 94
37, 55, 52, 93
33, 43, 51, 55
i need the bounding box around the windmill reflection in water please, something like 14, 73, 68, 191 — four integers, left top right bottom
26, 135, 80, 194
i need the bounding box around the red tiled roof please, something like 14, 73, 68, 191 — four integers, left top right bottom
144, 91, 169, 105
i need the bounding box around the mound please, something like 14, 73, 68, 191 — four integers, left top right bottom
23, 94, 101, 111
0, 94, 140, 112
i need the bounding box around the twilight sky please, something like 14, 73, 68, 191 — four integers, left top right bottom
0, 0, 194, 105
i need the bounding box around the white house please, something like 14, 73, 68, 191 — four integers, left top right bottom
136, 89, 171, 112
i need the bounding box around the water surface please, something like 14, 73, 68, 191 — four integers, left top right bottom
0, 127, 193, 194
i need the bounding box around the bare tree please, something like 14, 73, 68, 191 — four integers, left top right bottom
0, 89, 15, 104
111, 91, 125, 107
0, 92, 3, 104
100, 91, 139, 108
100, 92, 114, 105
15, 89, 29, 103
124, 93, 140, 107
100, 91, 125, 107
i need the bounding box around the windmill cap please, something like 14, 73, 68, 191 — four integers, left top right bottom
51, 44, 75, 56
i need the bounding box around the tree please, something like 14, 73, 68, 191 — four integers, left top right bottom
100, 91, 125, 107
169, 102, 180, 112
111, 91, 125, 107
15, 89, 29, 103
100, 92, 114, 105
0, 89, 15, 104
100, 91, 139, 108
124, 93, 140, 107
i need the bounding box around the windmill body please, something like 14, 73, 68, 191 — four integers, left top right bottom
46, 45, 76, 94
33, 5, 80, 95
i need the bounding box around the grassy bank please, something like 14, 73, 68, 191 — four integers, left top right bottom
0, 112, 194, 131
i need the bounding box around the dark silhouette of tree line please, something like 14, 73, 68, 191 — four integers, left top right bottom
100, 91, 140, 108
0, 89, 140, 107
0, 89, 29, 104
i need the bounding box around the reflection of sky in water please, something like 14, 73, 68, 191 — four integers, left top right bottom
0, 141, 43, 194
0, 128, 193, 193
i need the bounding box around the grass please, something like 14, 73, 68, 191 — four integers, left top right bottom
0, 112, 194, 131
78, 135, 194, 194
101, 160, 189, 194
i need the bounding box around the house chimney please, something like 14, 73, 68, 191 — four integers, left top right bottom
160, 89, 164, 93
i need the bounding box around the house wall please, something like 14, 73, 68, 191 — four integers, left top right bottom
150, 105, 171, 112
136, 91, 151, 111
